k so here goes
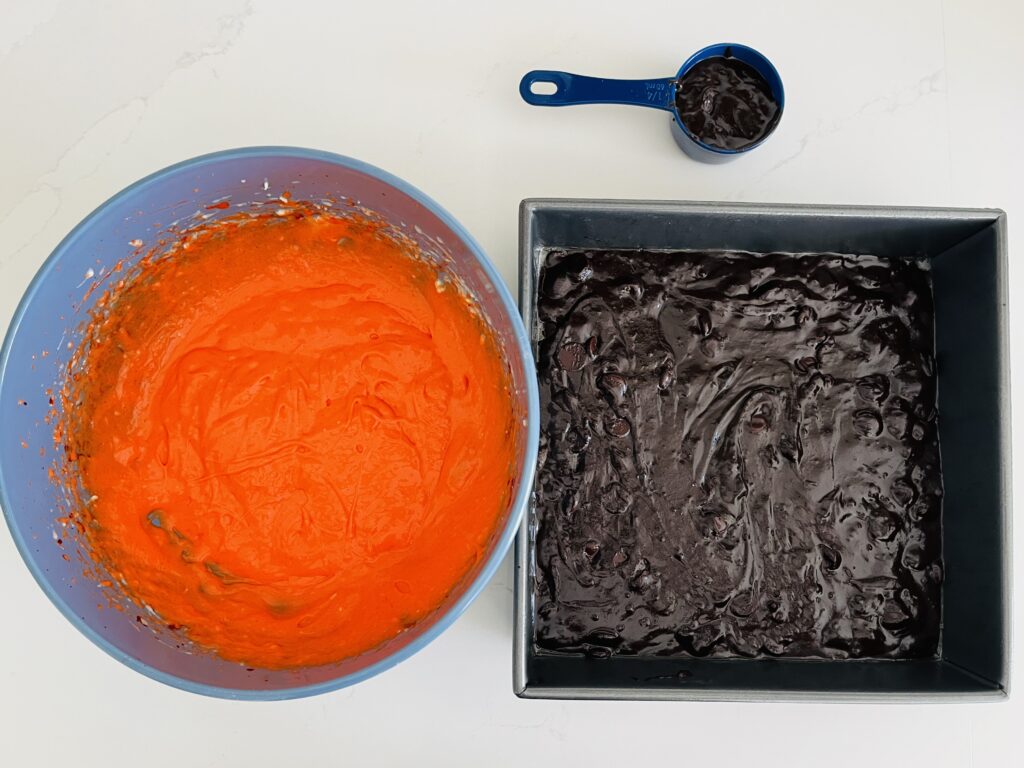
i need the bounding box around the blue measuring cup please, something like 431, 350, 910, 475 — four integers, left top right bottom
519, 43, 784, 163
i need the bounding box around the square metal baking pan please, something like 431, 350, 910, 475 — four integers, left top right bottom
514, 199, 1010, 702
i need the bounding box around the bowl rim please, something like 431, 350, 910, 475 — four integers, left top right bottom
0, 145, 540, 700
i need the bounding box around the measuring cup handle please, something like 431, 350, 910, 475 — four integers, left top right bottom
519, 71, 676, 110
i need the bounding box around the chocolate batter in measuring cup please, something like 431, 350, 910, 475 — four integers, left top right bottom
519, 42, 784, 161
675, 54, 780, 150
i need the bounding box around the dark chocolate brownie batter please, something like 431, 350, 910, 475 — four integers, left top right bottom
675, 56, 779, 150
533, 250, 943, 659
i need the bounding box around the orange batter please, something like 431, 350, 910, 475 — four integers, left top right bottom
60, 204, 518, 668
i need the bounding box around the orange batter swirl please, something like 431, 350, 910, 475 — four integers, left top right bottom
61, 205, 518, 669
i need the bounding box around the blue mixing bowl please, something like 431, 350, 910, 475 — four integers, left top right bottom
0, 147, 539, 699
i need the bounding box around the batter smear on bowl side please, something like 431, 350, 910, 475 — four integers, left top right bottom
534, 249, 942, 659
56, 203, 519, 669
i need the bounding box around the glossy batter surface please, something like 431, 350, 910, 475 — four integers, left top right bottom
534, 249, 942, 659
61, 206, 518, 668
675, 56, 780, 150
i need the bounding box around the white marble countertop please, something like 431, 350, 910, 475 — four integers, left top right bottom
1, 1, 1021, 765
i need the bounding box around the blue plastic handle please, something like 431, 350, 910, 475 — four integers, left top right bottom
519, 70, 676, 111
